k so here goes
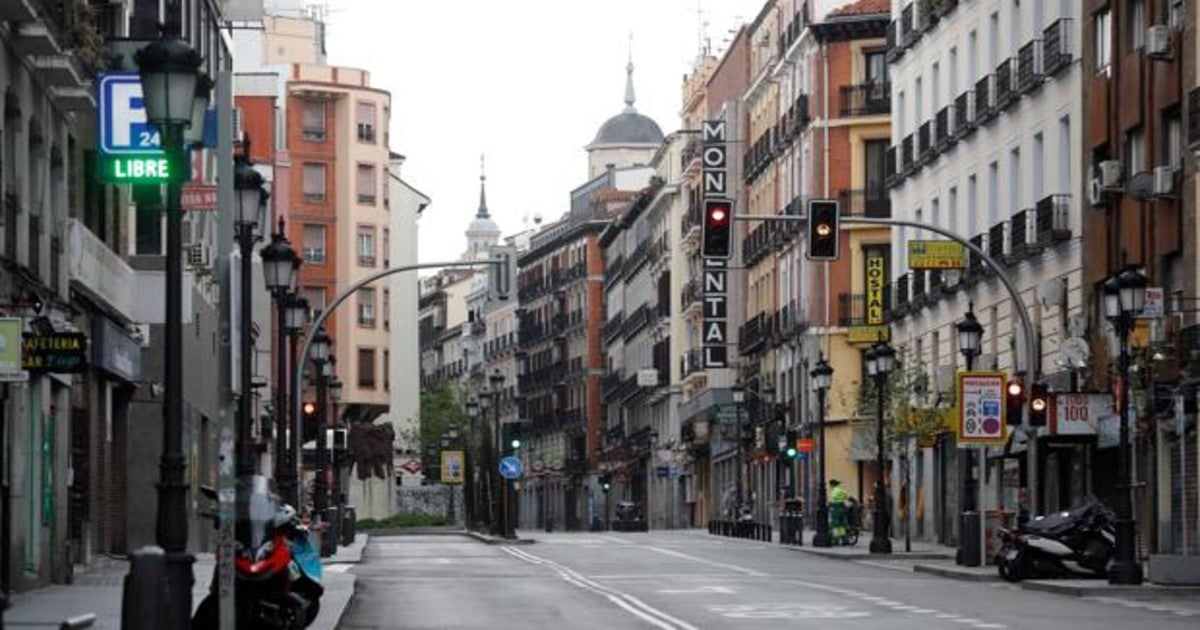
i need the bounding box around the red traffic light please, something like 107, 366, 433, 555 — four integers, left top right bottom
708, 206, 728, 224
702, 199, 734, 259
1006, 381, 1024, 398
302, 401, 317, 415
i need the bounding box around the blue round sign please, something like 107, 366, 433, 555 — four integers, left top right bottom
499, 456, 524, 480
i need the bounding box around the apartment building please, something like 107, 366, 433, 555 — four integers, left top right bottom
887, 0, 1084, 542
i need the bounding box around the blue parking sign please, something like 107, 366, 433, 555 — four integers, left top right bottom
97, 73, 163, 155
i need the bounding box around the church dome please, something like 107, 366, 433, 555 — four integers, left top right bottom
588, 59, 663, 148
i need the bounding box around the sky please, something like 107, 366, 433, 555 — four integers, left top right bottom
322, 0, 768, 263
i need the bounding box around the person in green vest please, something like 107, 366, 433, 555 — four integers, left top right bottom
829, 479, 850, 545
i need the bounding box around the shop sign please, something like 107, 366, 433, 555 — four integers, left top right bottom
908, 240, 966, 269
957, 371, 1007, 446
1049, 393, 1113, 436
22, 332, 88, 373
0, 318, 25, 380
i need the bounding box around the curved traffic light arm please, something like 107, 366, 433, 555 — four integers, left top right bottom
291, 257, 508, 506
735, 212, 1043, 510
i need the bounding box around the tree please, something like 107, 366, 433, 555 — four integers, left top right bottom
417, 381, 470, 482
853, 358, 949, 455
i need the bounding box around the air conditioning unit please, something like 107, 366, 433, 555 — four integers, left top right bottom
1153, 165, 1176, 198
187, 243, 212, 270
1088, 178, 1107, 207
1098, 160, 1123, 188
1146, 25, 1171, 59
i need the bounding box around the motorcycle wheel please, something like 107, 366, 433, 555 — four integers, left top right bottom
845, 529, 859, 546
997, 547, 1025, 583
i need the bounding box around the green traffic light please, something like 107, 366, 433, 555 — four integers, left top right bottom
511, 438, 521, 449
786, 447, 798, 458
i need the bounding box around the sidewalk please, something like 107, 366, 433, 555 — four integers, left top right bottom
4, 534, 367, 630
778, 529, 957, 562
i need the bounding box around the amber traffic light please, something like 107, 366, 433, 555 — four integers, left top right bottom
807, 199, 840, 260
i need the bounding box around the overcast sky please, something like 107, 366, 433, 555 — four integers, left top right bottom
324, 0, 765, 263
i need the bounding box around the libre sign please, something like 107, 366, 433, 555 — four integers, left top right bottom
702, 119, 730, 368
96, 72, 186, 184
957, 371, 1007, 445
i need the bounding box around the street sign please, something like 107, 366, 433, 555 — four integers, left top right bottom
655, 466, 670, 479
400, 459, 423, 475
1049, 393, 1113, 436
1141, 287, 1164, 318
98, 72, 162, 155
440, 450, 464, 484
957, 371, 1007, 445
796, 438, 815, 453
908, 240, 966, 269
181, 184, 219, 210
499, 456, 524, 480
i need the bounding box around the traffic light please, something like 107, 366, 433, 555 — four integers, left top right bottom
807, 199, 840, 260
1005, 374, 1025, 426
302, 401, 318, 442
784, 430, 799, 458
599, 473, 612, 493
701, 199, 734, 259
1029, 382, 1050, 427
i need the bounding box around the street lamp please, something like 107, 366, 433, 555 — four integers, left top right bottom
867, 338, 896, 554
488, 369, 511, 538
234, 157, 268, 478
262, 228, 297, 501
1106, 265, 1147, 585
326, 375, 344, 556
309, 325, 332, 552
810, 355, 834, 548
184, 73, 212, 149
279, 292, 308, 506
731, 384, 746, 516
465, 398, 480, 529
130, 32, 202, 630
956, 303, 984, 565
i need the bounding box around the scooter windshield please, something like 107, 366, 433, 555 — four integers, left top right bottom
235, 475, 279, 549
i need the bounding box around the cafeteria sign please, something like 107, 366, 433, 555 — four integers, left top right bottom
908, 240, 966, 269
22, 332, 88, 373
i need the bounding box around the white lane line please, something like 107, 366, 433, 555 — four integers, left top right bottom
593, 535, 636, 544
501, 547, 698, 630
637, 545, 769, 577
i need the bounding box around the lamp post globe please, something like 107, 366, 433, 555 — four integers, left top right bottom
466, 398, 480, 419
311, 326, 332, 363
329, 377, 344, 403
262, 233, 297, 292
956, 307, 984, 361
1103, 275, 1122, 320
134, 35, 202, 126
234, 158, 267, 229
1117, 266, 1148, 315
285, 295, 310, 333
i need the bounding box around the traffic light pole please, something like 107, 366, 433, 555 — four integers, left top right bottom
291, 259, 508, 509
734, 213, 1042, 518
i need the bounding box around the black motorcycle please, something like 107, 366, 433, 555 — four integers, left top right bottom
994, 497, 1116, 582
192, 475, 324, 629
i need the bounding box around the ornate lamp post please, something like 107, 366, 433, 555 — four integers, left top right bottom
131, 32, 202, 629
1105, 266, 1147, 585
280, 293, 309, 505
488, 370, 507, 537
326, 375, 344, 554
867, 338, 896, 554
466, 398, 480, 529
442, 425, 460, 522
731, 384, 746, 516
955, 304, 984, 565
234, 157, 268, 476
261, 230, 298, 502
810, 355, 835, 548
308, 326, 332, 544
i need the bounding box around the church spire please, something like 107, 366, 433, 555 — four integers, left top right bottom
623, 33, 637, 114
477, 153, 489, 219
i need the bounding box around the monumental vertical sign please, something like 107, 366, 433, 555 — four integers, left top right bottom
702, 120, 729, 368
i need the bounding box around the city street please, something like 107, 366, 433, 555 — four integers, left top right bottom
339, 530, 1200, 629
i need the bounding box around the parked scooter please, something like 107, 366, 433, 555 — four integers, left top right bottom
994, 497, 1116, 582
192, 475, 324, 629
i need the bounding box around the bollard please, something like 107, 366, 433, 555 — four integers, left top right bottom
120, 546, 168, 630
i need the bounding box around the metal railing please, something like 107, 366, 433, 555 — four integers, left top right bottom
1042, 18, 1073, 76
839, 82, 891, 117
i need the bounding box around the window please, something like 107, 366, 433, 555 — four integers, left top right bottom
987, 162, 999, 226
357, 226, 376, 266
356, 102, 376, 142
356, 163, 376, 204
1125, 126, 1145, 175
1057, 116, 1071, 193
949, 47, 959, 96
1009, 148, 1021, 212
1095, 9, 1112, 76
358, 288, 376, 327
384, 349, 390, 391
383, 288, 390, 329
1011, 0, 1021, 56
301, 101, 325, 140
931, 196, 941, 228
1032, 132, 1045, 200
967, 175, 978, 235
1127, 0, 1145, 52
948, 186, 959, 233
931, 62, 940, 111
302, 224, 326, 263
303, 163, 326, 202
915, 76, 924, 122
302, 286, 325, 317
989, 12, 999, 65
382, 228, 390, 267
1169, 0, 1183, 28
864, 50, 887, 83
968, 30, 978, 81
1162, 108, 1182, 168
358, 348, 376, 389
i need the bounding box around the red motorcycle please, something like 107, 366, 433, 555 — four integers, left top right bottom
193, 475, 323, 629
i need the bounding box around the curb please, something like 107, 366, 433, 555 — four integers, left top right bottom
1018, 579, 1200, 599
463, 531, 536, 545
364, 526, 467, 537
782, 544, 955, 562
913, 563, 1000, 581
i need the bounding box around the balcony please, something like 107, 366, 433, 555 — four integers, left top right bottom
622, 304, 653, 340
602, 311, 624, 343
1008, 208, 1035, 260
838, 189, 891, 218
776, 301, 802, 339
988, 222, 1006, 261
900, 4, 916, 47
839, 82, 890, 117
935, 105, 953, 150
1035, 194, 1072, 244
1042, 18, 1073, 77
884, 146, 897, 189
1017, 39, 1044, 94
995, 59, 1016, 110
1189, 88, 1200, 149
742, 222, 773, 267
739, 312, 768, 356
886, 20, 904, 62
28, 214, 41, 275
682, 348, 706, 379
911, 271, 927, 304
681, 279, 702, 313
894, 274, 910, 312
966, 234, 987, 281
682, 136, 702, 171
917, 120, 932, 165
2, 194, 16, 262
837, 292, 890, 327
901, 134, 914, 175
975, 75, 996, 125
954, 91, 975, 138
780, 9, 806, 55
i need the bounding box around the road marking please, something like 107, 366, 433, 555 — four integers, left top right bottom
501, 546, 698, 630
657, 585, 737, 595
638, 545, 768, 577
592, 535, 636, 544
